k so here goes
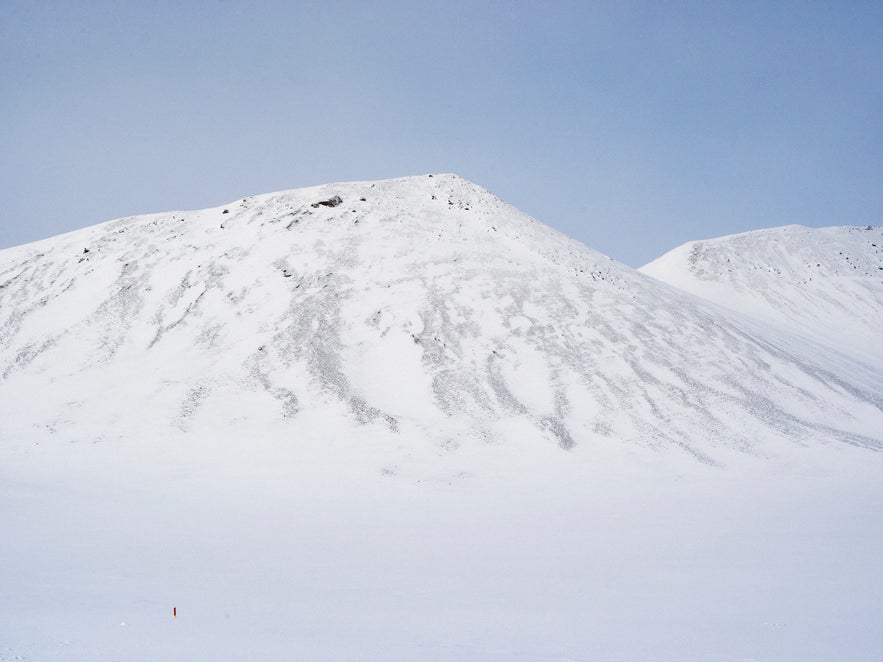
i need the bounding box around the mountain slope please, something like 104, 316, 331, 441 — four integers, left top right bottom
640, 224, 883, 365
3, 176, 882, 661
1, 176, 881, 467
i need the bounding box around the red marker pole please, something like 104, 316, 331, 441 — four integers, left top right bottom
173, 606, 177, 619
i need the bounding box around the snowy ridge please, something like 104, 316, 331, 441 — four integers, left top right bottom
640, 224, 883, 364
1, 175, 882, 466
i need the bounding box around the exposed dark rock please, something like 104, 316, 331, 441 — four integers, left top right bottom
311, 195, 343, 208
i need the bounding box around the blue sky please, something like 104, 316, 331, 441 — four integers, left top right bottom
2, 1, 880, 266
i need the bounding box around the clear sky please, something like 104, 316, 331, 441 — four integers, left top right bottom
1, 1, 880, 266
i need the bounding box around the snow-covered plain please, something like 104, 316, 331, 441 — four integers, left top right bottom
1, 175, 881, 660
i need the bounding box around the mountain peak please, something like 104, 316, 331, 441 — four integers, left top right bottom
1, 181, 881, 468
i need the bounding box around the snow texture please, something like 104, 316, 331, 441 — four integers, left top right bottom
1, 175, 880, 461
1, 175, 881, 660
641, 224, 883, 365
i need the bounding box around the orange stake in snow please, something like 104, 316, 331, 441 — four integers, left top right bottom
173, 606, 177, 619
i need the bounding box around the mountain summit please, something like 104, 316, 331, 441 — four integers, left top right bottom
1, 175, 881, 465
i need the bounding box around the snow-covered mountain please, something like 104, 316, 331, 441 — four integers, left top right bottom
3, 176, 882, 661
1, 175, 881, 464
641, 224, 883, 365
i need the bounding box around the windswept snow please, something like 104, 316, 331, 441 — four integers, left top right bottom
641, 224, 883, 365
1, 176, 881, 660
1, 175, 880, 463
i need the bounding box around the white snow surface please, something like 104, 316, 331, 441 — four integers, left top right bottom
2, 176, 880, 459
1, 175, 882, 660
641, 224, 883, 365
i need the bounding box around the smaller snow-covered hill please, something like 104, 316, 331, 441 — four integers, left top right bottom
640, 225, 883, 364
